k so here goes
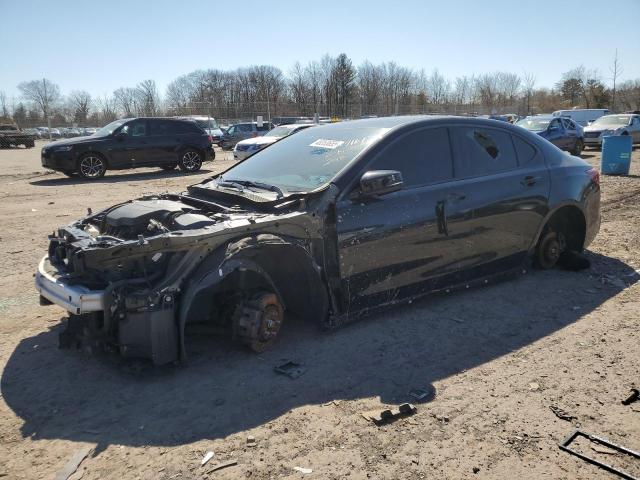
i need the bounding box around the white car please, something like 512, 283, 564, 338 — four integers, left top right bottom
233, 123, 316, 161
583, 114, 640, 147
552, 109, 609, 126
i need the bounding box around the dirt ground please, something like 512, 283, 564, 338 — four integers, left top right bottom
0, 140, 638, 480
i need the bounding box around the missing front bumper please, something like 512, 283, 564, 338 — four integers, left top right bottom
35, 256, 105, 315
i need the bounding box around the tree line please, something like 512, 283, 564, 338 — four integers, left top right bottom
1, 52, 639, 128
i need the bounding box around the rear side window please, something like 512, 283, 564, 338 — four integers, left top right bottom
512, 135, 539, 166
238, 124, 253, 133
369, 127, 453, 187
451, 127, 517, 178
149, 120, 173, 136
170, 121, 199, 134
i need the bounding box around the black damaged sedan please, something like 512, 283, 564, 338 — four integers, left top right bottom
36, 116, 600, 364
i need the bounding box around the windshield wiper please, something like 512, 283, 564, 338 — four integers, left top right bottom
223, 179, 285, 199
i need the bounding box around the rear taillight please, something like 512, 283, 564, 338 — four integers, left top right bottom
587, 167, 600, 186
208, 135, 213, 144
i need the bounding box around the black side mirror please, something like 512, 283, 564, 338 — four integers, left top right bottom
114, 131, 126, 140
357, 170, 403, 197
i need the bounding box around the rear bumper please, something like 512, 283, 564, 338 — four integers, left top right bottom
35, 256, 105, 315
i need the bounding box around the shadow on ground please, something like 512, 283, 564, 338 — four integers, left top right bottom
2, 251, 637, 451
29, 168, 214, 186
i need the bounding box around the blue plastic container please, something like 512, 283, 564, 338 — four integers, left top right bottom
601, 135, 632, 175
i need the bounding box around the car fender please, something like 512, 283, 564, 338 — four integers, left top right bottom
528, 200, 587, 254
177, 233, 329, 360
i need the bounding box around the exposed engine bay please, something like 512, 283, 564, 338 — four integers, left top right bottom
38, 190, 335, 365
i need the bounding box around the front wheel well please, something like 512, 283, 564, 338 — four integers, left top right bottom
542, 205, 586, 252
76, 150, 109, 168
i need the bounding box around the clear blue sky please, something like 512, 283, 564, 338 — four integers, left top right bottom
1, 0, 639, 99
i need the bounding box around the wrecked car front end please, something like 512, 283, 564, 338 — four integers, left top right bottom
36, 191, 334, 365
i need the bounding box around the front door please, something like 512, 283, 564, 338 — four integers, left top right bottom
336, 126, 476, 310
109, 119, 150, 167
546, 118, 569, 150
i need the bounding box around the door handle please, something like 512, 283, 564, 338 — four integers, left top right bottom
521, 175, 542, 186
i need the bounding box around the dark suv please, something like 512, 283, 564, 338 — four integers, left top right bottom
36, 116, 600, 364
41, 117, 214, 179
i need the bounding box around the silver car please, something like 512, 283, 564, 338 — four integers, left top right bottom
233, 123, 316, 161
583, 114, 640, 147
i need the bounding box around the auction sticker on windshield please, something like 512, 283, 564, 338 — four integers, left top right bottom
309, 139, 345, 149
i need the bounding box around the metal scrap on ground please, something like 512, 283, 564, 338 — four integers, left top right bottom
559, 429, 640, 480
274, 361, 306, 379
206, 459, 238, 473
549, 405, 577, 422
54, 446, 92, 480
362, 403, 417, 425
622, 388, 639, 406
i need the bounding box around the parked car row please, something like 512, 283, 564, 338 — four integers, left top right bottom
516, 109, 639, 152
23, 126, 100, 139
233, 123, 316, 160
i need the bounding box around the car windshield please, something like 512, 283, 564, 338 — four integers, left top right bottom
95, 120, 127, 136
195, 118, 219, 130
516, 118, 550, 131
200, 125, 389, 193
264, 126, 296, 138
0, 125, 18, 131
591, 115, 631, 127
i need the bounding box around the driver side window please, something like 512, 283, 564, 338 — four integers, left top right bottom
121, 121, 147, 137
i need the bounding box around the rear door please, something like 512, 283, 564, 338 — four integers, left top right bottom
448, 125, 550, 272
145, 119, 179, 165
562, 118, 579, 149
336, 126, 477, 309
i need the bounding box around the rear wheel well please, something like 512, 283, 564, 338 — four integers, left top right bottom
542, 206, 586, 252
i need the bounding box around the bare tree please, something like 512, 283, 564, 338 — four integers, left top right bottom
113, 87, 138, 117
0, 90, 8, 118
609, 49, 623, 112
17, 78, 61, 137
69, 90, 92, 125
522, 72, 536, 114
135, 80, 159, 116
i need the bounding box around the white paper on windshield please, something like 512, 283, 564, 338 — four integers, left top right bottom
309, 139, 344, 149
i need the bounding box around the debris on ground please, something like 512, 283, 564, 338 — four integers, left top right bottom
274, 361, 306, 379
54, 446, 92, 480
559, 429, 640, 479
408, 387, 433, 401
621, 388, 639, 406
206, 459, 238, 473
201, 451, 214, 466
529, 382, 540, 391
246, 436, 256, 447
293, 466, 313, 474
550, 405, 577, 422
591, 445, 619, 455
362, 403, 417, 425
